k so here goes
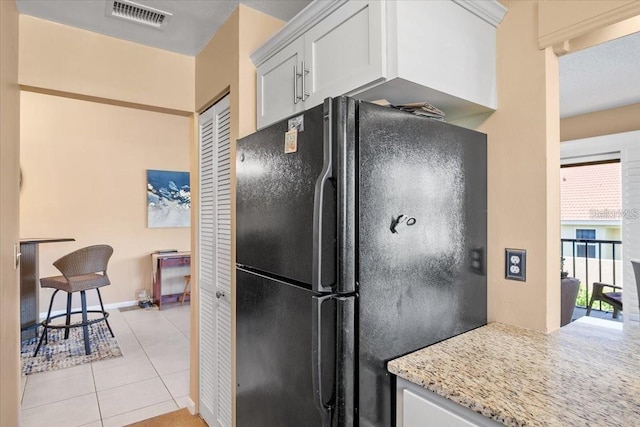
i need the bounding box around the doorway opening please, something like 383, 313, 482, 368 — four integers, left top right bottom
560, 161, 622, 321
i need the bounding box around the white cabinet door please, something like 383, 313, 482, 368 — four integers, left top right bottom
397, 378, 501, 427
256, 37, 305, 129
304, 0, 385, 107
404, 390, 479, 427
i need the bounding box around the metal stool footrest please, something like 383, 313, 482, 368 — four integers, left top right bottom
40, 310, 110, 329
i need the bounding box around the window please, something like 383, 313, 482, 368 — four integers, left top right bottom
576, 229, 596, 240
576, 229, 596, 258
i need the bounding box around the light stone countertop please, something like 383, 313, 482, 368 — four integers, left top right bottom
388, 319, 640, 426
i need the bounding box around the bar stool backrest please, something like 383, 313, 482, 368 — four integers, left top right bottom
53, 244, 113, 279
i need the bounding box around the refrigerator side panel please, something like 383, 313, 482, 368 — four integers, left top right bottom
236, 268, 336, 427
357, 102, 487, 427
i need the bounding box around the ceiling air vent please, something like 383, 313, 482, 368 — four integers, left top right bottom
106, 0, 172, 30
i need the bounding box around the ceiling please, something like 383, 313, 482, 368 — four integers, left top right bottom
15, 1, 640, 119
15, 0, 312, 56
559, 31, 640, 118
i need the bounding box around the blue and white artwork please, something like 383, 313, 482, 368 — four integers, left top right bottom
147, 169, 191, 228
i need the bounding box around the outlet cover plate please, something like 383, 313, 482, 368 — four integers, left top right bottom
505, 249, 526, 281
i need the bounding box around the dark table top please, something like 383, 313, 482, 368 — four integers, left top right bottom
19, 238, 75, 244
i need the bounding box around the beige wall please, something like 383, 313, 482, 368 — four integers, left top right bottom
538, 0, 640, 48
17, 16, 194, 315
561, 102, 640, 141
557, 14, 640, 54
191, 4, 282, 419
19, 15, 195, 113
195, 8, 239, 113
20, 91, 191, 311
475, 0, 561, 332
237, 6, 283, 139
0, 1, 22, 425
481, 1, 640, 332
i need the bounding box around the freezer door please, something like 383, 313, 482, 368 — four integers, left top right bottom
236, 102, 336, 291
236, 268, 337, 427
357, 102, 487, 427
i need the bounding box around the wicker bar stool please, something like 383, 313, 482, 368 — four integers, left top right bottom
34, 244, 115, 356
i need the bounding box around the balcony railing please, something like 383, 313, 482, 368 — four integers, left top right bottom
561, 238, 623, 310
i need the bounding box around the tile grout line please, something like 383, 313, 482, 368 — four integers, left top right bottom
21, 307, 190, 425
157, 307, 190, 411
21, 382, 96, 412
98, 308, 154, 425
90, 362, 104, 427
95, 309, 140, 425
122, 307, 184, 414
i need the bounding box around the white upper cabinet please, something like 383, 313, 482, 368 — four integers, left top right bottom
257, 37, 305, 128
252, 0, 507, 129
304, 1, 385, 107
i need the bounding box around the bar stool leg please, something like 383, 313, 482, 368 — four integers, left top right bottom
80, 291, 91, 355
64, 292, 72, 340
96, 288, 114, 338
34, 289, 59, 356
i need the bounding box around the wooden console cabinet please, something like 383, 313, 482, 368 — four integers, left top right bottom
152, 251, 191, 310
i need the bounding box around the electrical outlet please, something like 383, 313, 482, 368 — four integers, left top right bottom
505, 249, 526, 281
470, 248, 484, 275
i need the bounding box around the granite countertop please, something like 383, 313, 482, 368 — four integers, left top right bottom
388, 319, 640, 426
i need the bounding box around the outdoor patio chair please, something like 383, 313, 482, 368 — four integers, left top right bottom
587, 282, 622, 319
34, 244, 115, 356
561, 277, 580, 326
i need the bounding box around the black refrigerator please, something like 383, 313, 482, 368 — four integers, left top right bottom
236, 96, 487, 427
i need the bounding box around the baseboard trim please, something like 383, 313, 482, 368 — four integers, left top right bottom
186, 397, 197, 415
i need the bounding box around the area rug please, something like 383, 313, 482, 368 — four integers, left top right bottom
21, 321, 122, 376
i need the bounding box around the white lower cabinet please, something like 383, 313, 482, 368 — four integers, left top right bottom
397, 378, 502, 427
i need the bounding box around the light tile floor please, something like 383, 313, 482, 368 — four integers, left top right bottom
21, 304, 191, 427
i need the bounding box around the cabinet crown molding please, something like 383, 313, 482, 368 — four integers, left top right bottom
251, 0, 348, 67
252, 1, 507, 67
451, 0, 507, 27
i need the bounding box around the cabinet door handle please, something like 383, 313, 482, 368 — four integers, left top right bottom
302, 61, 310, 101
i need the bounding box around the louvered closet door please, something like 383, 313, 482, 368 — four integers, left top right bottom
199, 95, 232, 427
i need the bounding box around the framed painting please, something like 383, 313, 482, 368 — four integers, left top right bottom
147, 169, 190, 228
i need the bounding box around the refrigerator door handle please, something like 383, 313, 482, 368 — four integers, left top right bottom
312, 98, 334, 293
312, 294, 333, 427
